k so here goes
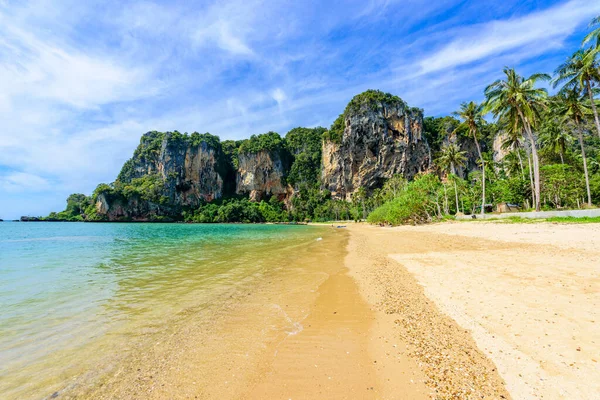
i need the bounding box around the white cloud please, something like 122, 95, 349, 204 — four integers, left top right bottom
271, 88, 287, 105
418, 0, 600, 74
0, 10, 159, 110
0, 172, 50, 192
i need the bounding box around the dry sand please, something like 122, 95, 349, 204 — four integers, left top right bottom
345, 222, 599, 400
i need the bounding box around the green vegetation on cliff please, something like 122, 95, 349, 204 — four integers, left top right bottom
345, 89, 407, 114
238, 131, 286, 154
323, 114, 345, 143
285, 127, 326, 187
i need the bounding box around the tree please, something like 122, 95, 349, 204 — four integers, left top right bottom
453, 101, 486, 215
539, 114, 572, 165
553, 48, 600, 139
553, 88, 593, 206
382, 174, 407, 201
583, 16, 600, 48
498, 108, 527, 177
436, 143, 467, 213
485, 68, 550, 211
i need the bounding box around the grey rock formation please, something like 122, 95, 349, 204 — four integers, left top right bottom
321, 94, 430, 199
236, 150, 287, 201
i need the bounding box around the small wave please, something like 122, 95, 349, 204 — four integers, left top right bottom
286, 321, 304, 336
272, 304, 304, 336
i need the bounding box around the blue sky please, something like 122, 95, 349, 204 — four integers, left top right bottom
1, 0, 599, 219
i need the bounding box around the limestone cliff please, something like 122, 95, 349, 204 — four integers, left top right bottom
321, 91, 430, 199
121, 131, 225, 204
236, 150, 287, 201
493, 132, 509, 164
97, 131, 226, 221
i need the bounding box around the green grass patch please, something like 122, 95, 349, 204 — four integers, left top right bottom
457, 215, 600, 224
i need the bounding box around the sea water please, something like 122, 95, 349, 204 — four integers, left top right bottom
0, 222, 345, 399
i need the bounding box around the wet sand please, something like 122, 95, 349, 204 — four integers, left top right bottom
248, 266, 428, 400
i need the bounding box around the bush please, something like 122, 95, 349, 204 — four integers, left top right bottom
238, 131, 285, 154
367, 174, 442, 225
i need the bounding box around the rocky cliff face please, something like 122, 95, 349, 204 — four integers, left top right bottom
97, 131, 226, 220
90, 91, 437, 221
493, 132, 509, 164
95, 192, 176, 222
122, 132, 224, 205
236, 150, 287, 201
321, 92, 430, 199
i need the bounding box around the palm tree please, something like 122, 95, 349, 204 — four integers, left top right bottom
538, 116, 572, 165
484, 68, 549, 211
436, 142, 467, 213
553, 49, 600, 139
583, 16, 600, 48
502, 150, 524, 177
453, 101, 486, 215
498, 107, 526, 176
553, 89, 592, 207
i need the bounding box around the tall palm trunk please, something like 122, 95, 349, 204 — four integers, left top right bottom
516, 147, 525, 178
527, 152, 536, 208
472, 129, 485, 215
518, 109, 541, 211
585, 78, 600, 140
450, 162, 460, 214
576, 123, 592, 207
453, 180, 460, 214
443, 184, 449, 215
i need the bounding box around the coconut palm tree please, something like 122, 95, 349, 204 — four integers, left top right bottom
436, 142, 467, 213
553, 49, 600, 139
484, 68, 550, 211
497, 107, 526, 175
538, 117, 572, 165
553, 88, 593, 207
502, 150, 524, 177
453, 101, 486, 215
583, 16, 600, 48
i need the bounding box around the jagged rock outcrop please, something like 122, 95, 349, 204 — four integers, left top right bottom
236, 150, 287, 201
96, 131, 227, 221
80, 90, 441, 221
321, 91, 430, 199
120, 131, 225, 205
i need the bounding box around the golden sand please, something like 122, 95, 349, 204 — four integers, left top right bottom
59, 221, 600, 399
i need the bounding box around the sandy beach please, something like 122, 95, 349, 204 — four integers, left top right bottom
42, 222, 599, 399
345, 222, 599, 399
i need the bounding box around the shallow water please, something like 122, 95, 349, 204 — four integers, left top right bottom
0, 222, 344, 399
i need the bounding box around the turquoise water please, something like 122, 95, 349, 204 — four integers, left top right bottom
0, 222, 329, 399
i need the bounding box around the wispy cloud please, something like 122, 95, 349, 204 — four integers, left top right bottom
418, 0, 600, 74
0, 14, 157, 109
0, 172, 51, 192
